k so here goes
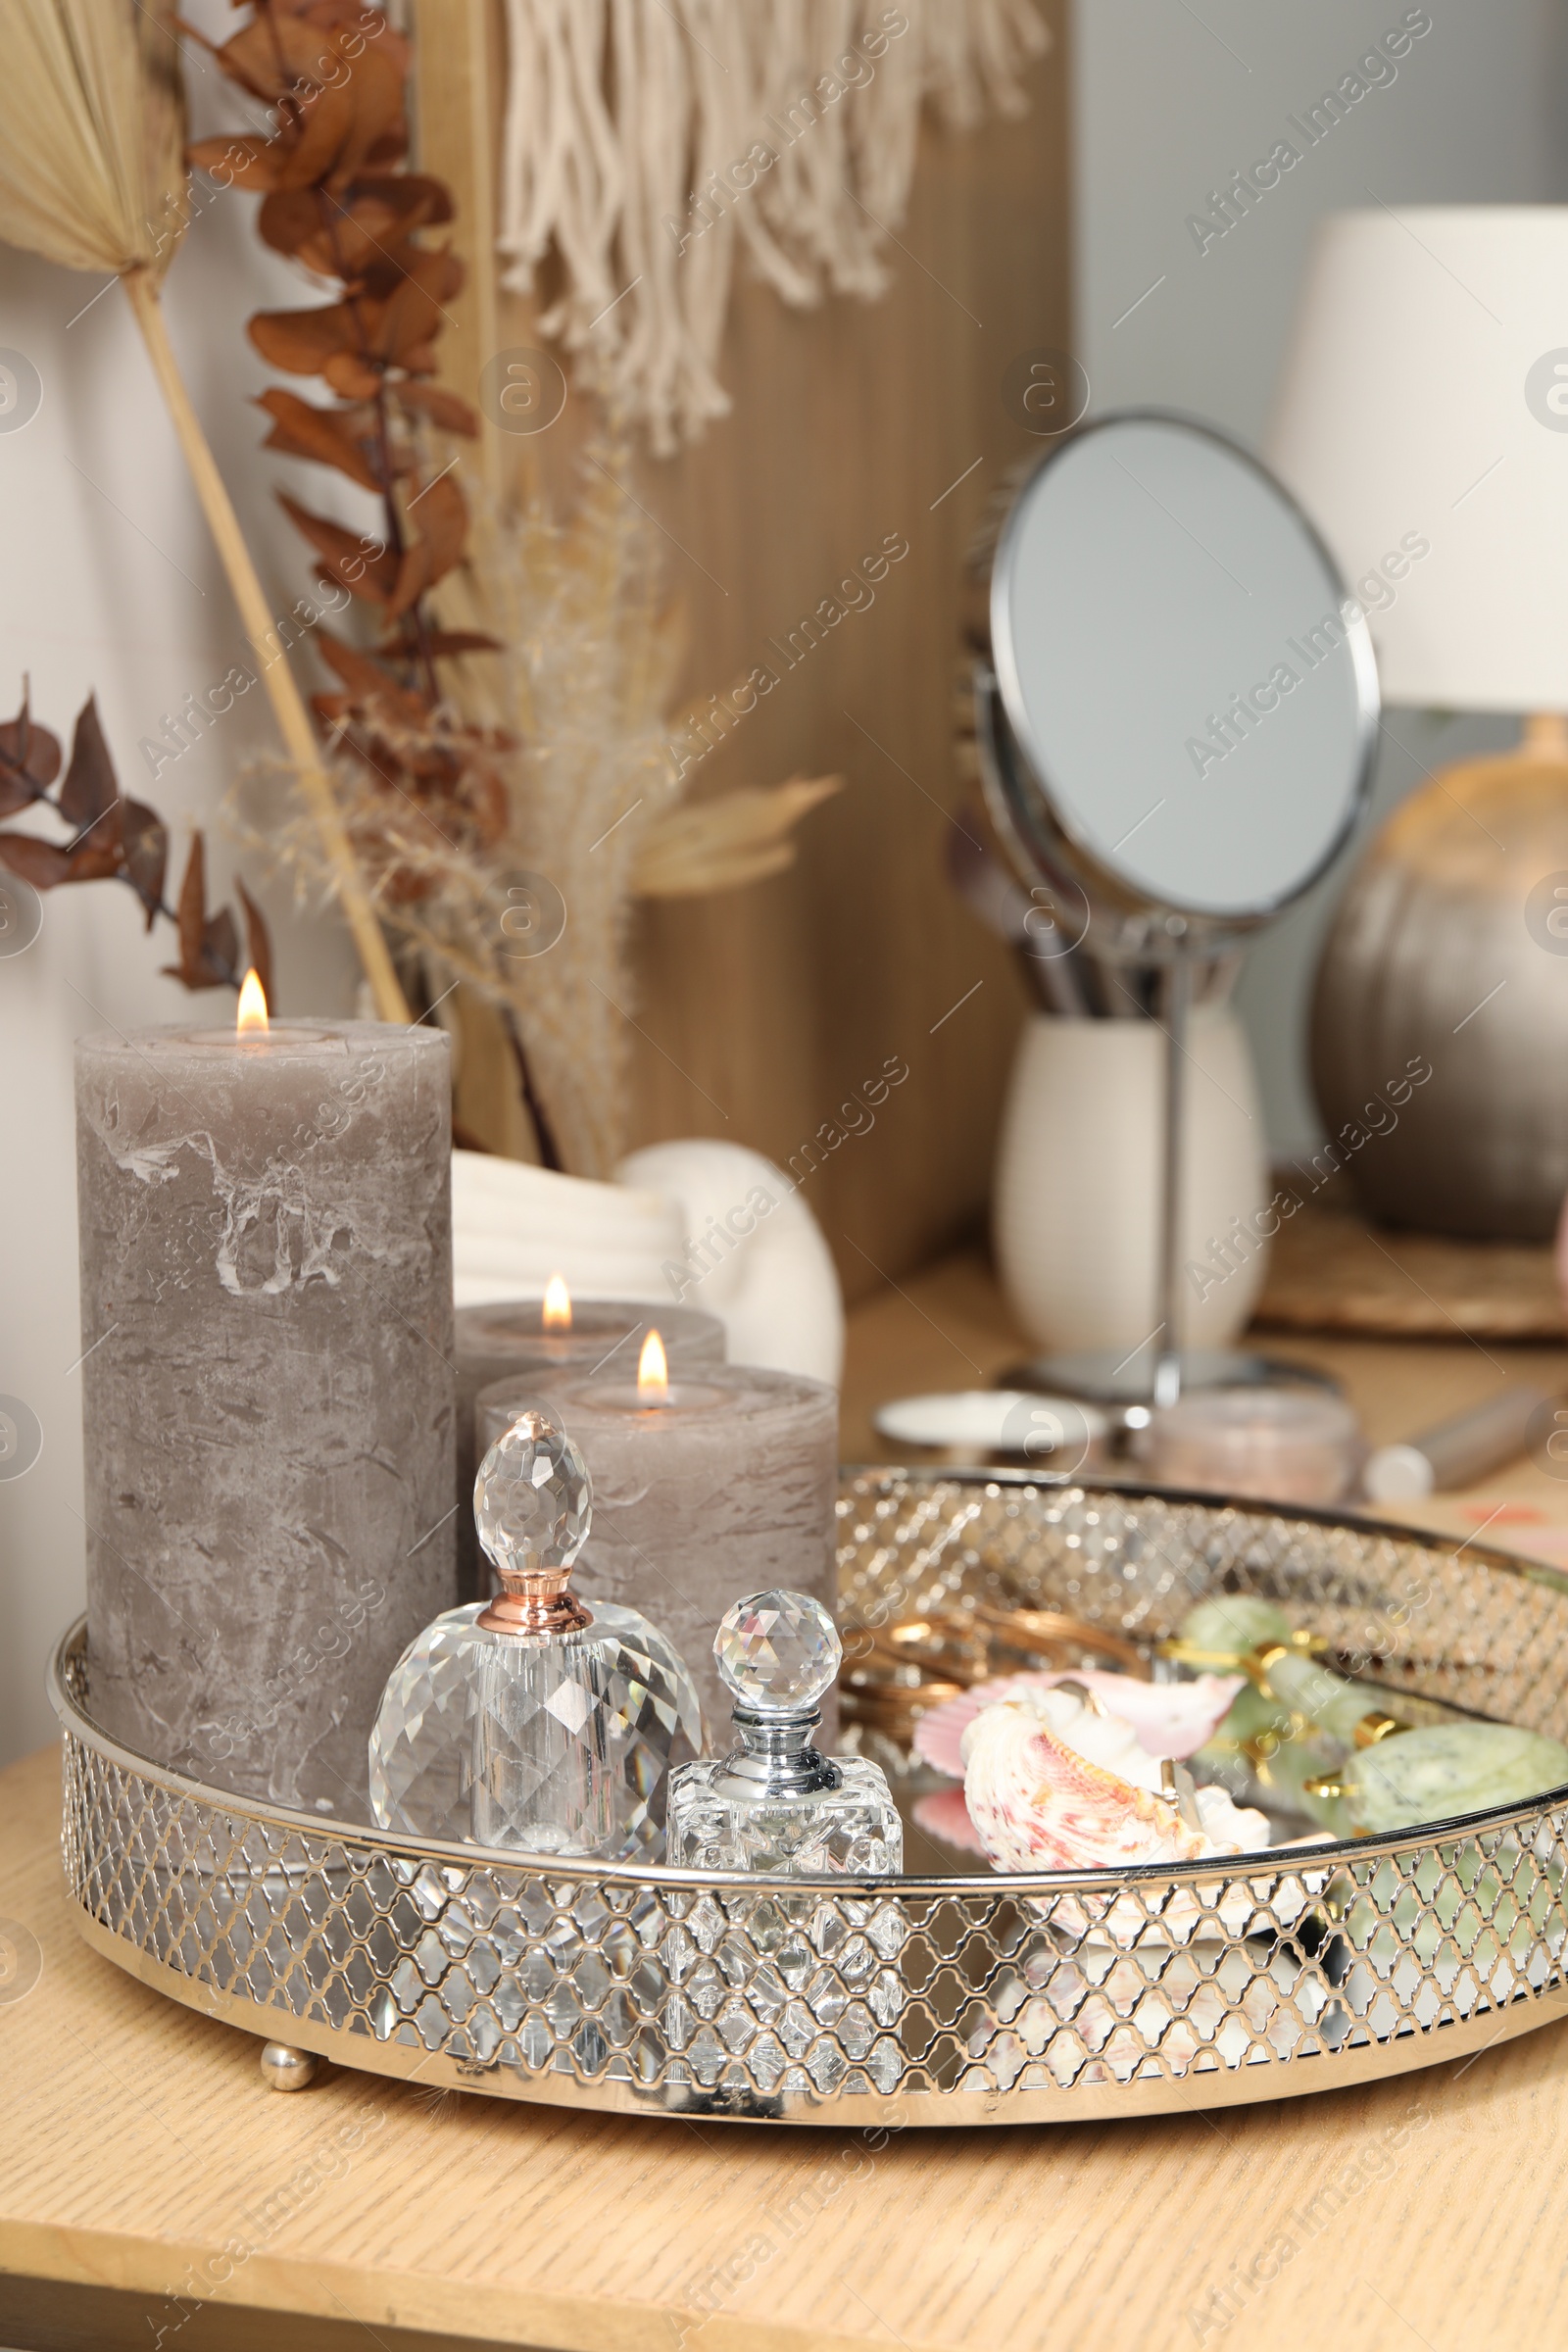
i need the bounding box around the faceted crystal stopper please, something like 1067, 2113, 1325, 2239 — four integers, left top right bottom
714, 1590, 841, 1714
474, 1406, 590, 1584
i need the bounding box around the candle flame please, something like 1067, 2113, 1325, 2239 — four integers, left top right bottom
543, 1274, 572, 1330
638, 1328, 669, 1402
235, 968, 269, 1036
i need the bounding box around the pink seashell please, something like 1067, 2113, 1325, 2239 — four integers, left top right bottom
911, 1785, 989, 1857
913, 1667, 1244, 1780
963, 1702, 1215, 1873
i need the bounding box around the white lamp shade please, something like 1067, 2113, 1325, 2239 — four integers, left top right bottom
1267, 207, 1568, 712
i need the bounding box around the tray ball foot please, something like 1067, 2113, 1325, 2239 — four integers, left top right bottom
260, 2040, 318, 2092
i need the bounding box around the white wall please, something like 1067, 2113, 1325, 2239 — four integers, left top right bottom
1072, 0, 1568, 1149
0, 7, 359, 1766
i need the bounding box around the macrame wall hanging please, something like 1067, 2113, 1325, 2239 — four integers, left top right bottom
499, 0, 1050, 454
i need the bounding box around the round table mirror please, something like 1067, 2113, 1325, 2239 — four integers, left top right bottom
976, 412, 1379, 1403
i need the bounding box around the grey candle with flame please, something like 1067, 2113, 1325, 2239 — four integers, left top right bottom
454, 1286, 725, 1600
74, 1009, 455, 1810
478, 1337, 839, 1742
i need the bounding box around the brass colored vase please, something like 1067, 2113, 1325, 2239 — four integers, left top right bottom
1310, 717, 1568, 1241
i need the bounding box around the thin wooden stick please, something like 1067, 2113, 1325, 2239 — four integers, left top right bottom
121, 265, 412, 1023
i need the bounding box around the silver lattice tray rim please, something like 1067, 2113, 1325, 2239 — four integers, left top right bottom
47, 1471, 1568, 2123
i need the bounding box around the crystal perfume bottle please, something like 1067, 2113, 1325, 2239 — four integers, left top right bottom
666, 1591, 903, 1874
368, 1408, 703, 1858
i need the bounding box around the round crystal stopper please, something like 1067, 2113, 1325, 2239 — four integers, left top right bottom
474, 1406, 591, 1581
714, 1590, 841, 1712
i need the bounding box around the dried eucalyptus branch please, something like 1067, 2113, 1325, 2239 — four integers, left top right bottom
0, 683, 271, 994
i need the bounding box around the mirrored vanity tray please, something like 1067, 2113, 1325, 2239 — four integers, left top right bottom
48, 1471, 1568, 2126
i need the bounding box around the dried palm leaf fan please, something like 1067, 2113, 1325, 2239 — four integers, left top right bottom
0, 0, 410, 1020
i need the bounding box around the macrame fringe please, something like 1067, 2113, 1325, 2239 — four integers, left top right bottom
499, 0, 1049, 454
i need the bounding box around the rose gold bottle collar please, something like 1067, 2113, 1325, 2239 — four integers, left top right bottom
476, 1564, 594, 1640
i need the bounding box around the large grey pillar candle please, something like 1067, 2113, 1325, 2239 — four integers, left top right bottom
455, 1292, 725, 1598
476, 1358, 838, 1743
74, 1016, 455, 1811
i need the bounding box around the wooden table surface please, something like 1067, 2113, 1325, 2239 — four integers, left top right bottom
7, 1252, 1568, 2352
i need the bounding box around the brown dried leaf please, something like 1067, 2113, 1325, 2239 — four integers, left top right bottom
215, 14, 349, 104
122, 800, 169, 930
326, 51, 408, 183
367, 251, 462, 368
392, 381, 479, 437
58, 695, 119, 830
237, 878, 274, 1008
316, 629, 403, 701
416, 629, 502, 659
0, 832, 71, 889
404, 471, 466, 593
270, 79, 362, 194
257, 187, 324, 260
350, 173, 452, 229
168, 829, 208, 985
0, 686, 62, 795
187, 135, 282, 194
316, 630, 431, 726
321, 349, 383, 399
211, 15, 408, 185
159, 825, 248, 986
255, 388, 381, 491
249, 301, 361, 376
281, 176, 451, 280
204, 906, 241, 985
277, 494, 400, 604
362, 127, 410, 172
386, 539, 432, 618
64, 804, 124, 884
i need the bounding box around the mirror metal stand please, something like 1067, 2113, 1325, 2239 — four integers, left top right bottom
1153, 953, 1192, 1411
977, 410, 1379, 1412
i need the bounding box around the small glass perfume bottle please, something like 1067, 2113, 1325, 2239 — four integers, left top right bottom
666, 1591, 903, 1874
368, 1407, 703, 1858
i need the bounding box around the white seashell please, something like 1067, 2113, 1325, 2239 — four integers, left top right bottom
452, 1151, 685, 1307
451, 1139, 845, 1387
916, 1666, 1243, 1780
618, 1141, 844, 1386
962, 1692, 1270, 1874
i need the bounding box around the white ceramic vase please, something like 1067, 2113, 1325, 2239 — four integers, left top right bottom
994, 1008, 1272, 1353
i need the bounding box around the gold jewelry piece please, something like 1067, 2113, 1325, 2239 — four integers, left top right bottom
1158, 1755, 1204, 1832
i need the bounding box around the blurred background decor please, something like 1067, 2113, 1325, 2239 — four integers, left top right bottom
991, 989, 1269, 1353
1271, 208, 1568, 1243
619, 1138, 845, 1384
964, 411, 1375, 1402
200, 4, 844, 1177
498, 0, 1051, 451
426, 460, 840, 1175
0, 0, 409, 1020
412, 0, 1068, 1261
1253, 1167, 1568, 1342
450, 1137, 845, 1384
0, 686, 272, 997
950, 716, 1274, 1358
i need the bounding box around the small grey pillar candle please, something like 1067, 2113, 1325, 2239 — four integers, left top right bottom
74, 1017, 455, 1810
477, 1359, 839, 1742
455, 1294, 725, 1598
